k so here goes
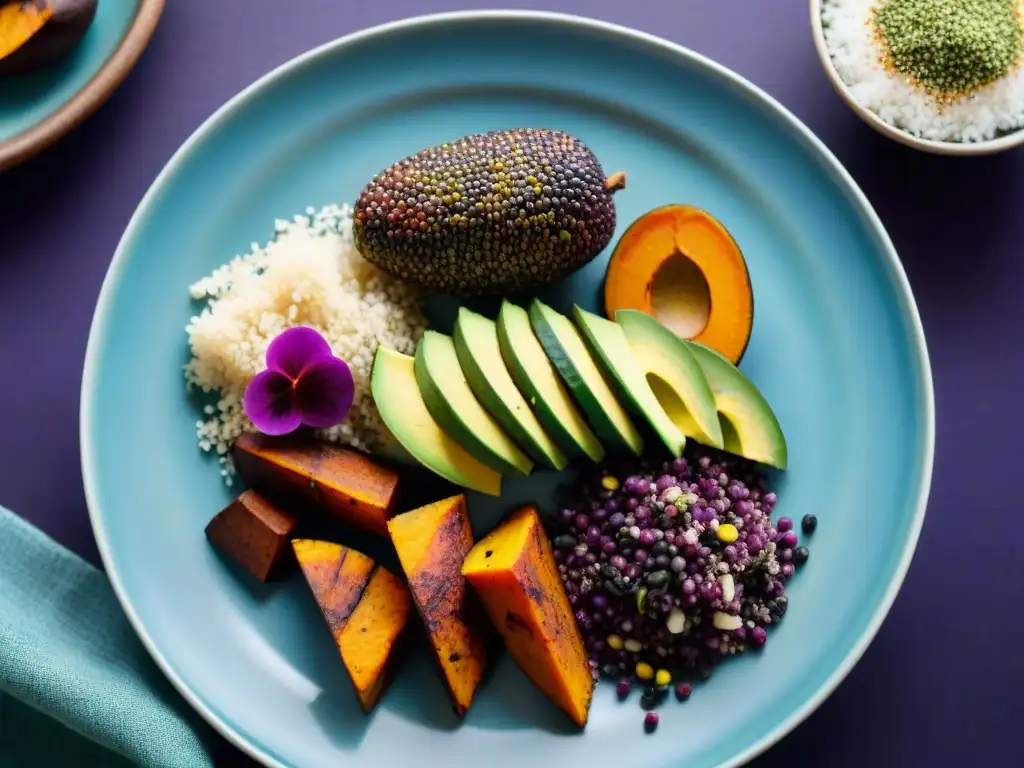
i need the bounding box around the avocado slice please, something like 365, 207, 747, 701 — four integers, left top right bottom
453, 308, 568, 471
572, 305, 687, 457
414, 330, 533, 477
370, 346, 502, 495
530, 300, 644, 456
683, 341, 788, 470
614, 309, 724, 449
496, 301, 605, 463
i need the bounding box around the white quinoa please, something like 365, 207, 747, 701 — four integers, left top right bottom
822, 0, 1024, 143
184, 203, 427, 483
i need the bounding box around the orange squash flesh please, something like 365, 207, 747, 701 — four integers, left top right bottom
462, 505, 594, 728
0, 2, 52, 61
603, 205, 753, 365
292, 540, 412, 712
233, 432, 400, 537
338, 566, 413, 712
387, 495, 489, 716
293, 540, 376, 633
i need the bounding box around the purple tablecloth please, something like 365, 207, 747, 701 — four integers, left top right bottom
2, 1, 1022, 765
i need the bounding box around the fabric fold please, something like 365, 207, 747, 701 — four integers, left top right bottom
0, 506, 215, 767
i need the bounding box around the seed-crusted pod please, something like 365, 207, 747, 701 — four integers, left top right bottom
352, 128, 625, 295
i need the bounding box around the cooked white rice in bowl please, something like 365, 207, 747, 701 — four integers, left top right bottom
817, 0, 1024, 147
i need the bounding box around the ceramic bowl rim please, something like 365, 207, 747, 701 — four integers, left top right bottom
80, 10, 936, 768
0, 0, 166, 173
809, 0, 1024, 156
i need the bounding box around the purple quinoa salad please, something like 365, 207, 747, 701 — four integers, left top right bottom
551, 447, 814, 729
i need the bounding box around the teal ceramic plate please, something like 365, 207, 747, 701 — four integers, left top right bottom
82, 11, 934, 768
0, 0, 163, 171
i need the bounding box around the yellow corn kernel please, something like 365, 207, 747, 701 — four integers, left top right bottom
717, 523, 739, 544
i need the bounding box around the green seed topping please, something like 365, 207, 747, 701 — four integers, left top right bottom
873, 0, 1024, 100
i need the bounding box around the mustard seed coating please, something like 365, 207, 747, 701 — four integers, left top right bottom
352, 128, 624, 295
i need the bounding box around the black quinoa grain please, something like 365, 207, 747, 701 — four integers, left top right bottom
645, 570, 670, 588
640, 688, 659, 710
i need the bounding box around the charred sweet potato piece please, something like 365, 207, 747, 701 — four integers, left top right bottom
0, 1, 52, 61
462, 505, 594, 727
232, 432, 400, 537
292, 540, 412, 712
205, 490, 298, 582
0, 0, 98, 77
293, 540, 376, 629
338, 566, 413, 712
387, 495, 489, 716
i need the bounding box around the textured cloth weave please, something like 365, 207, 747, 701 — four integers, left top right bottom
0, 506, 215, 767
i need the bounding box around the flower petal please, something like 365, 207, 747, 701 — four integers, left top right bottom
294, 356, 355, 429
266, 326, 332, 378
243, 369, 302, 435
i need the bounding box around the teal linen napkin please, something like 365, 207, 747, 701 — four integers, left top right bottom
0, 506, 216, 767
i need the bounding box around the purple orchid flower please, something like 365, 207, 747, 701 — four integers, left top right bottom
243, 326, 354, 436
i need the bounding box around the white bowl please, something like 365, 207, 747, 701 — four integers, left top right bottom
810, 0, 1024, 156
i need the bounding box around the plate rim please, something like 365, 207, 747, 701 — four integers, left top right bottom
0, 0, 165, 173
80, 10, 936, 768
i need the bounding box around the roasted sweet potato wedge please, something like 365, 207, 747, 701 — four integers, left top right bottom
233, 432, 400, 536
338, 566, 413, 712
387, 495, 489, 716
293, 540, 376, 630
205, 490, 298, 582
463, 505, 594, 728
292, 540, 412, 712
0, 1, 52, 62
0, 0, 98, 77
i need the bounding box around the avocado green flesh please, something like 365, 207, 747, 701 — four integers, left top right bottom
529, 300, 643, 456
453, 308, 568, 471
684, 341, 788, 470
572, 305, 686, 456
415, 331, 533, 477
496, 301, 605, 463
615, 309, 724, 449
370, 346, 502, 495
